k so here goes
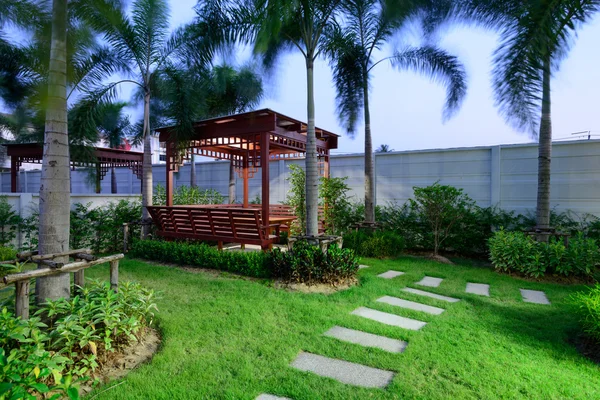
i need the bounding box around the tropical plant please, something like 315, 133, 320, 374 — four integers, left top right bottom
375, 144, 393, 153
324, 0, 466, 225
198, 0, 344, 236
448, 0, 600, 233
0, 196, 21, 247
72, 0, 197, 238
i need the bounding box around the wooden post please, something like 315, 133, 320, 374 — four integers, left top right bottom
123, 223, 130, 253
261, 132, 270, 249
74, 269, 85, 288
10, 158, 18, 193
243, 156, 249, 208
166, 141, 174, 206
110, 260, 119, 292
324, 155, 330, 178
95, 162, 101, 193
15, 280, 30, 320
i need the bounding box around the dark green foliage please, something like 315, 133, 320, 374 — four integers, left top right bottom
573, 284, 600, 343
129, 240, 271, 278
343, 230, 405, 259
19, 210, 40, 252
0, 280, 157, 399
153, 184, 224, 206
0, 196, 21, 247
489, 230, 600, 278
0, 247, 16, 262
271, 241, 358, 285
319, 176, 351, 235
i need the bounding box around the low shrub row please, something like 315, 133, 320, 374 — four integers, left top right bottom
342, 230, 405, 258
128, 239, 272, 278
271, 241, 358, 285
573, 284, 600, 343
489, 230, 600, 278
0, 280, 157, 399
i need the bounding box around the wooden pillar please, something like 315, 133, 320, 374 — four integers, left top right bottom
15, 280, 29, 320
243, 156, 249, 208
74, 269, 85, 288
110, 260, 119, 292
166, 142, 174, 206
324, 155, 330, 178
10, 158, 18, 193
261, 132, 270, 246
95, 163, 101, 193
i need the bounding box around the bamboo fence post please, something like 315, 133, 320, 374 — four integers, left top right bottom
123, 223, 129, 253
15, 280, 30, 320
74, 269, 85, 288
110, 260, 119, 292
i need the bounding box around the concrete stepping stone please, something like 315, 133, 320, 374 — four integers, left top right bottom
466, 283, 490, 297
290, 352, 395, 388
358, 264, 370, 269
323, 326, 407, 353
520, 289, 550, 305
351, 307, 426, 331
376, 296, 445, 315
401, 287, 460, 303
415, 276, 443, 287
256, 395, 292, 400
377, 270, 404, 279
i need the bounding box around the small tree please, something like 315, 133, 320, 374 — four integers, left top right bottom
410, 182, 475, 256
285, 164, 306, 235
0, 196, 21, 247
319, 176, 351, 235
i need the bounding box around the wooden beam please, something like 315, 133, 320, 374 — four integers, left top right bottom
10, 158, 18, 193
15, 280, 29, 320
166, 143, 174, 206
158, 114, 276, 142
110, 260, 119, 292
243, 156, 249, 208
261, 131, 270, 249
18, 248, 91, 261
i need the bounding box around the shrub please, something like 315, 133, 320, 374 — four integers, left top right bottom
154, 184, 224, 206
488, 230, 600, 277
319, 176, 352, 235
572, 284, 600, 342
343, 230, 405, 258
0, 246, 16, 262
0, 280, 157, 399
285, 164, 306, 235
129, 239, 272, 278
271, 241, 358, 284
0, 196, 21, 247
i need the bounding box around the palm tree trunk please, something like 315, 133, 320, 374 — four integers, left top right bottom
305, 58, 319, 237
111, 167, 117, 193
536, 57, 552, 233
36, 0, 70, 303
229, 160, 235, 203
190, 154, 196, 188
141, 91, 153, 238
363, 80, 375, 224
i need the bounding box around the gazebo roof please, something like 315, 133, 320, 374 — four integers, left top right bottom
155, 108, 339, 161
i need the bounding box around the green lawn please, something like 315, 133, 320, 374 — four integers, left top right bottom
85, 256, 599, 400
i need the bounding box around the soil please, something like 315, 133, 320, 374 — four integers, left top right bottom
425, 254, 455, 265
570, 333, 600, 365
79, 327, 161, 397
272, 277, 358, 294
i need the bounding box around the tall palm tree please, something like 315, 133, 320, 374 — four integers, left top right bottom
36, 0, 70, 302
198, 0, 344, 236
449, 0, 600, 232
375, 144, 393, 153
73, 0, 190, 237
324, 0, 466, 225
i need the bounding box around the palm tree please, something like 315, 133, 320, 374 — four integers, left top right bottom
324, 0, 466, 225
198, 0, 344, 236
36, 0, 70, 302
375, 144, 393, 153
449, 0, 599, 233
73, 0, 190, 237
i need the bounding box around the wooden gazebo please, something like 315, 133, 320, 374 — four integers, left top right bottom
148, 109, 339, 249
3, 143, 143, 193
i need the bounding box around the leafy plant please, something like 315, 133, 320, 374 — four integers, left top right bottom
153, 184, 224, 206
0, 247, 17, 262
271, 240, 358, 285
319, 176, 352, 235
343, 230, 405, 259
572, 284, 600, 342
0, 196, 21, 247
285, 164, 306, 236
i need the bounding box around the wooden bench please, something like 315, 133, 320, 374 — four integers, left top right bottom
147, 206, 281, 250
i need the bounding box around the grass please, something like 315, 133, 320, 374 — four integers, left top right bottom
81, 256, 599, 400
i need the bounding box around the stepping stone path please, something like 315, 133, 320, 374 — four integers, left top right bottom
415, 276, 443, 288
377, 270, 404, 279
290, 352, 395, 388
520, 289, 550, 305
359, 264, 370, 269
324, 326, 407, 353
376, 296, 445, 315
351, 307, 427, 331
401, 287, 460, 303
256, 395, 291, 400
466, 283, 490, 297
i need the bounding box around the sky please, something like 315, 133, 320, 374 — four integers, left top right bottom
6, 1, 600, 155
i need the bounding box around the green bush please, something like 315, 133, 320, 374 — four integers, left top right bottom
0, 280, 157, 399
0, 246, 16, 262
573, 284, 600, 342
271, 240, 358, 284
488, 230, 600, 277
129, 239, 272, 278
343, 230, 405, 258
0, 196, 21, 247
153, 184, 224, 206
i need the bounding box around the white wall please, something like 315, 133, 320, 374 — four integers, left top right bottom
2, 139, 600, 216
